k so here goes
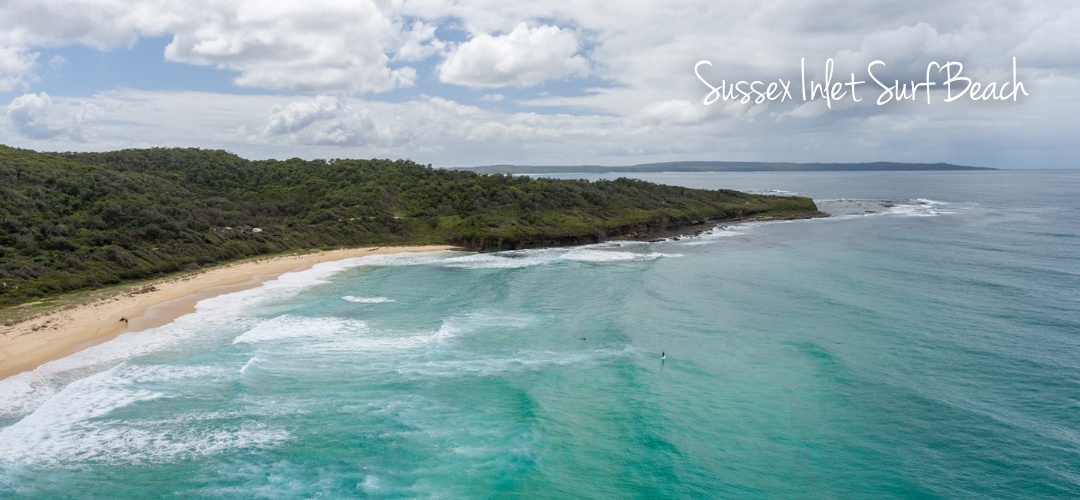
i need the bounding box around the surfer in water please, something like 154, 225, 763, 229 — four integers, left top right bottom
661, 351, 666, 360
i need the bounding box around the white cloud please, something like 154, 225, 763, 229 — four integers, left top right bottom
163, 1, 420, 93
0, 0, 180, 91
6, 92, 98, 141
438, 23, 588, 88
394, 21, 446, 62
0, 47, 39, 91
1013, 7, 1080, 73
0, 1, 1077, 168
1, 86, 1073, 170
0, 0, 177, 50
633, 100, 711, 126
47, 55, 67, 69
255, 96, 385, 146
0, 0, 438, 95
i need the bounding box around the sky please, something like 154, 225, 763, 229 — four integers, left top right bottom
1, 1, 1077, 169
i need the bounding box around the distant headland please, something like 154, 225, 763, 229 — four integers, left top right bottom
464, 161, 995, 175
0, 145, 823, 309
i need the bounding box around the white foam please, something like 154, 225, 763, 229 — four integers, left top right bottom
390, 345, 638, 379
239, 356, 260, 375
361, 476, 384, 495
0, 372, 57, 419
880, 198, 948, 217
560, 249, 680, 263
292, 311, 539, 354
301, 325, 459, 352
440, 251, 555, 269
0, 374, 162, 463
1, 418, 288, 465
344, 250, 461, 268
676, 225, 751, 245
192, 250, 461, 319
232, 315, 368, 345
115, 364, 229, 383
747, 188, 800, 196
815, 197, 956, 219
342, 296, 396, 303
0, 364, 289, 465
701, 225, 747, 236
436, 246, 683, 269
0, 315, 227, 419
356, 333, 445, 350
230, 309, 537, 354
0, 245, 653, 432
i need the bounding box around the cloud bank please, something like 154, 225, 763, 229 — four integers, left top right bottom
0, 1, 1076, 168
6, 92, 97, 141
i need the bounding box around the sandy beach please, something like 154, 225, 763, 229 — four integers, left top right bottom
0, 245, 458, 380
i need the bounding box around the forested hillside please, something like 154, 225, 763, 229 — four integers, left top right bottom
0, 145, 821, 307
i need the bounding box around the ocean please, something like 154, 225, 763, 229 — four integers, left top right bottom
1, 170, 1078, 498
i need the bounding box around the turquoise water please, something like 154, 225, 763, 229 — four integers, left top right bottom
2, 171, 1078, 498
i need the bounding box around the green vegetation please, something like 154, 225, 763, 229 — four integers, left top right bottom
467, 160, 994, 174
0, 145, 822, 308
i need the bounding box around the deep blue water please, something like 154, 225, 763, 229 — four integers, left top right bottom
2, 170, 1078, 498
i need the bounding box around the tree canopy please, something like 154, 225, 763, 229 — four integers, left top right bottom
0, 145, 821, 307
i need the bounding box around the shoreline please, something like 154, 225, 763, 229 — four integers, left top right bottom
0, 245, 459, 381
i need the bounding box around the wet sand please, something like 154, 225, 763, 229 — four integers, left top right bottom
0, 245, 458, 380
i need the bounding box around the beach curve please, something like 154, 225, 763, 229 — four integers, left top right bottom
0, 245, 458, 380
